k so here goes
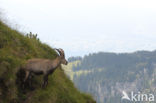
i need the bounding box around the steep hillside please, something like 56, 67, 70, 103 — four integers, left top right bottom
65, 52, 156, 103
0, 21, 95, 103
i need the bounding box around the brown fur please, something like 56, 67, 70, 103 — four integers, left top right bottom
22, 49, 68, 88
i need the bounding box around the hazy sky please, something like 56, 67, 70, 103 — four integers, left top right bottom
0, 0, 156, 57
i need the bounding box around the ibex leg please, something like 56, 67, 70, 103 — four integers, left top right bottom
24, 71, 30, 82
42, 74, 48, 88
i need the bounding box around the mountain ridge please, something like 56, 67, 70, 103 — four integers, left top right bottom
65, 50, 156, 103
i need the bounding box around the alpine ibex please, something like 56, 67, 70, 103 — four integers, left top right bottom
22, 48, 68, 88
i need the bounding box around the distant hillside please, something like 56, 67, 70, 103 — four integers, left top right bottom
0, 20, 95, 103
64, 51, 156, 103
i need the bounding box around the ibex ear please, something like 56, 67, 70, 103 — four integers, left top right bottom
55, 48, 62, 56
59, 48, 65, 57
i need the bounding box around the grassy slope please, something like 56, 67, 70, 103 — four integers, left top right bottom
0, 21, 95, 103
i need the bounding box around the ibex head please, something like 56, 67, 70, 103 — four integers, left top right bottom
56, 48, 68, 65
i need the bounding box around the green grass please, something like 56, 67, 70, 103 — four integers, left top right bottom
0, 21, 96, 103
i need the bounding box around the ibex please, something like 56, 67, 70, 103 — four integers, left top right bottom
22, 48, 68, 88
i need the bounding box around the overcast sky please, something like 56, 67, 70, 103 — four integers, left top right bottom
0, 0, 156, 57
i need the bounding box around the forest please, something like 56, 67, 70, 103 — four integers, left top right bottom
65, 51, 156, 103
